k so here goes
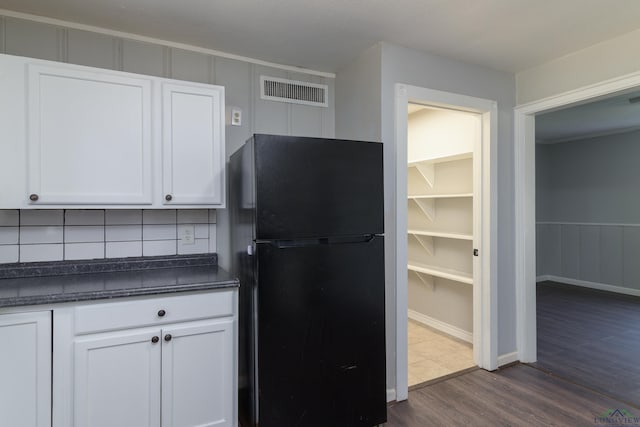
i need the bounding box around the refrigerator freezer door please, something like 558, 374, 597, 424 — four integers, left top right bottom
253, 135, 384, 240
256, 236, 386, 427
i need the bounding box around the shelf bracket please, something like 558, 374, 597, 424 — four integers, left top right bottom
412, 198, 435, 222
411, 270, 435, 290
412, 234, 434, 255
414, 163, 435, 189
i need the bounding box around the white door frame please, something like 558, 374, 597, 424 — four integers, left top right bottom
394, 84, 498, 401
514, 71, 640, 362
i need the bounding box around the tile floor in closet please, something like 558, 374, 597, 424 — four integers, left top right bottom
407, 319, 475, 386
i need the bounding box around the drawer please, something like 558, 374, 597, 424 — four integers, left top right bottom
74, 290, 234, 335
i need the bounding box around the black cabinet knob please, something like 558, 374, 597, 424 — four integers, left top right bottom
29, 194, 39, 202
165, 194, 173, 201
164, 334, 172, 342
157, 309, 166, 317
151, 336, 159, 344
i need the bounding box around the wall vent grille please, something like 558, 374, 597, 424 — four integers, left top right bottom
260, 76, 328, 107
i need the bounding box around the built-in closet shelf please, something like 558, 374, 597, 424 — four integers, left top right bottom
408, 229, 473, 241
407, 262, 473, 285
408, 193, 473, 200
408, 152, 473, 191
408, 152, 472, 167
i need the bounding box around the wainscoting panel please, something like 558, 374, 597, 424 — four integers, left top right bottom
579, 225, 600, 283
3, 17, 61, 61
536, 223, 561, 276
537, 222, 640, 293
560, 224, 579, 279
622, 227, 640, 290
600, 226, 623, 287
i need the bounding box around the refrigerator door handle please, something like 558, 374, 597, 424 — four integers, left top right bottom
259, 234, 378, 249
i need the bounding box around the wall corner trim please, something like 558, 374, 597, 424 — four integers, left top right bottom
497, 351, 519, 367
386, 388, 397, 403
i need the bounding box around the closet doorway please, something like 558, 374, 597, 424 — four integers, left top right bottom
394, 84, 497, 401
406, 104, 478, 386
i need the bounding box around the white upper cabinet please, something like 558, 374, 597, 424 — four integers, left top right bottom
27, 63, 153, 205
0, 53, 226, 209
162, 82, 225, 206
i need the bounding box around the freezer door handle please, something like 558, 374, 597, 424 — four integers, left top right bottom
259, 234, 378, 249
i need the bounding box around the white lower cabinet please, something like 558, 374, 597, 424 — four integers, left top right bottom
74, 319, 234, 427
74, 328, 162, 427
0, 311, 52, 427
161, 319, 234, 427
55, 290, 237, 427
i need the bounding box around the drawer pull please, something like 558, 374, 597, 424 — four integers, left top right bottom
165, 194, 173, 201
157, 309, 166, 317
164, 334, 172, 342
29, 194, 39, 202
151, 336, 159, 344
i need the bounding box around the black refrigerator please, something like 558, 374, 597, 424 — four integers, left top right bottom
230, 134, 386, 427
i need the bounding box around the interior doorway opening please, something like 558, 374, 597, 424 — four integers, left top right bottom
531, 88, 640, 406
394, 84, 497, 402
514, 70, 640, 366
406, 103, 479, 386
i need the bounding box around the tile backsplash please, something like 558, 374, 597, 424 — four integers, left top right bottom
0, 209, 217, 264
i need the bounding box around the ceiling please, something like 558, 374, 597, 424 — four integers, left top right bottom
536, 90, 640, 143
1, 0, 640, 73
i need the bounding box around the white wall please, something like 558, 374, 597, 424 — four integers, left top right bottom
537, 131, 640, 222
0, 13, 335, 268
335, 44, 382, 142
337, 41, 516, 393
407, 108, 476, 162
517, 28, 640, 104
536, 130, 640, 294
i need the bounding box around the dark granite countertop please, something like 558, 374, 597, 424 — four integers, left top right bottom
0, 254, 239, 308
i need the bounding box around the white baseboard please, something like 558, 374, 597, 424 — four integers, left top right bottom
536, 275, 640, 298
408, 309, 472, 343
497, 351, 518, 367
386, 388, 396, 403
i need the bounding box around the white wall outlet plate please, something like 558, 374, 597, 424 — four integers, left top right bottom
231, 108, 242, 126
179, 224, 195, 244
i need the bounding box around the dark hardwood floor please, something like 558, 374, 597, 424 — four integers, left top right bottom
385, 282, 640, 426
534, 281, 640, 406
386, 364, 636, 426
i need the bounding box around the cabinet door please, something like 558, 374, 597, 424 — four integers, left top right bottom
74, 328, 161, 427
162, 82, 225, 206
161, 318, 234, 427
27, 63, 153, 205
0, 311, 51, 427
